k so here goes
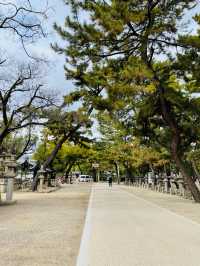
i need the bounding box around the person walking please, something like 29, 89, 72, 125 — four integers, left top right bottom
108, 176, 113, 187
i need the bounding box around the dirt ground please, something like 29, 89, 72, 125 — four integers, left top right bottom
0, 183, 91, 266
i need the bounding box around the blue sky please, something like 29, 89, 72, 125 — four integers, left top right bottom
31, 0, 71, 97
1, 0, 200, 100
33, 1, 200, 98
0, 0, 72, 99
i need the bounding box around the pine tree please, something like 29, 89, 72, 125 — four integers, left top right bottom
54, 1, 200, 201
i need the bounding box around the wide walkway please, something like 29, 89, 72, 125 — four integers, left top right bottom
77, 183, 200, 266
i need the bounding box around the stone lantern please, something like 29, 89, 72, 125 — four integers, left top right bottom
177, 177, 185, 197
0, 153, 7, 196
0, 153, 17, 202
37, 165, 47, 192
4, 154, 17, 201
160, 176, 165, 192
163, 174, 169, 193
0, 157, 5, 197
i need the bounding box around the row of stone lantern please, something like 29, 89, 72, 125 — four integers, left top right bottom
127, 174, 193, 200
0, 153, 17, 203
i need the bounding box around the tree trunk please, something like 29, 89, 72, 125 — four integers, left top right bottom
124, 162, 133, 184
142, 47, 200, 201
43, 123, 82, 169
42, 105, 96, 170
191, 160, 200, 183
172, 148, 200, 202
0, 128, 9, 152
16, 128, 32, 160
43, 134, 68, 169
159, 92, 200, 202
114, 161, 120, 184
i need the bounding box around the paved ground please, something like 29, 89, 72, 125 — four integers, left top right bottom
0, 184, 91, 266
77, 183, 200, 266
122, 185, 200, 224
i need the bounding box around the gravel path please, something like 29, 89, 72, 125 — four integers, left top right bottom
77, 183, 200, 266
0, 184, 91, 266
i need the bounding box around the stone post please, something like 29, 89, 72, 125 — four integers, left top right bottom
164, 177, 169, 193
157, 177, 162, 192
97, 170, 100, 183
169, 178, 178, 195
177, 178, 185, 197
144, 175, 148, 189
38, 165, 46, 192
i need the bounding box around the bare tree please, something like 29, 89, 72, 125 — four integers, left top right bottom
0, 0, 49, 61
15, 127, 37, 160
2, 126, 38, 159
0, 62, 54, 148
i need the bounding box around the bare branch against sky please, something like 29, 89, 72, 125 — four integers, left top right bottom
0, 0, 72, 98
